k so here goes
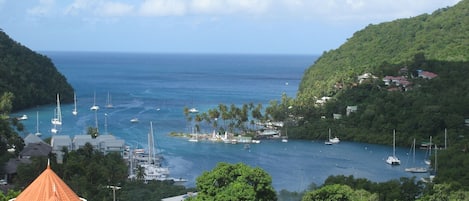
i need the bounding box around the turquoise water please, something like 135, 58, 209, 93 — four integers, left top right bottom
13, 52, 428, 191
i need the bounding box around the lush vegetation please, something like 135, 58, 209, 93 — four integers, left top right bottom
298, 0, 468, 101
10, 143, 194, 201
297, 175, 469, 201
188, 162, 277, 201
183, 103, 268, 136
2, 1, 469, 200
0, 190, 20, 201
0, 92, 26, 165
277, 58, 469, 146
0, 30, 74, 111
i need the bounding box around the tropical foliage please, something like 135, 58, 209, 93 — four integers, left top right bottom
0, 30, 74, 111
0, 92, 25, 163
283, 58, 469, 146
12, 144, 193, 201
297, 174, 469, 201
0, 190, 20, 201
189, 162, 277, 201
298, 0, 469, 101
302, 184, 378, 201
183, 103, 266, 135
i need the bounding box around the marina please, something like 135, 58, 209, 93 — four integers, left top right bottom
11, 52, 429, 192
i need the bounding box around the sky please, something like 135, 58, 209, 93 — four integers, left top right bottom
0, 0, 461, 55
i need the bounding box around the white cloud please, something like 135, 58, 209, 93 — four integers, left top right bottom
138, 0, 270, 17
98, 2, 134, 17
27, 0, 55, 16
64, 0, 94, 16
139, 0, 187, 16
60, 0, 461, 23
277, 0, 461, 23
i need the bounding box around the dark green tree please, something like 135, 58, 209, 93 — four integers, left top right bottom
302, 184, 378, 201
191, 162, 277, 201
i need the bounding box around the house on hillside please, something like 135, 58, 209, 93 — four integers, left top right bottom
357, 73, 378, 84
23, 134, 44, 145
315, 96, 331, 105
2, 134, 52, 185
51, 134, 126, 164
346, 106, 358, 116
417, 70, 438, 79
382, 75, 412, 91
19, 142, 51, 159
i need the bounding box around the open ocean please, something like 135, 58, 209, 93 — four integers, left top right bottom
13, 52, 428, 192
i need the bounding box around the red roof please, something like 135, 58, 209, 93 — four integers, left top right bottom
420, 71, 438, 79
12, 164, 84, 201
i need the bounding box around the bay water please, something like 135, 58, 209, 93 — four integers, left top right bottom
13, 52, 428, 191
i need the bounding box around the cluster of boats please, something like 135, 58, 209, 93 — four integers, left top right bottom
127, 122, 187, 184
386, 130, 442, 178
28, 92, 186, 185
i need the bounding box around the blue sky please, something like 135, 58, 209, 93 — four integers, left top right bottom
0, 0, 461, 54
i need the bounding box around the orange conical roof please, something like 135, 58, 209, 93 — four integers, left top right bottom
13, 164, 83, 201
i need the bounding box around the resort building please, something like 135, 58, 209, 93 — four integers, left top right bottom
346, 106, 358, 116
51, 134, 126, 164
417, 70, 438, 79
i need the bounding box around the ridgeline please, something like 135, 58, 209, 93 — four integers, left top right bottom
0, 30, 74, 111
276, 0, 469, 191
298, 0, 468, 100
282, 0, 469, 145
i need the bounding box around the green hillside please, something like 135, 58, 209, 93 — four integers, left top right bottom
273, 1, 469, 190
298, 0, 469, 101
0, 30, 74, 110
267, 0, 469, 145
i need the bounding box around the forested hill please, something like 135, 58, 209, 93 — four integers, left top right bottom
298, 0, 469, 101
0, 30, 74, 111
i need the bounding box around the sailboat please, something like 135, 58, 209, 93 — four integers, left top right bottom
188, 126, 198, 142
35, 111, 41, 137
90, 92, 100, 111
281, 126, 288, 143
105, 92, 113, 108
50, 94, 62, 134
325, 128, 339, 144
386, 130, 400, 165
51, 94, 62, 126
72, 93, 78, 116
421, 144, 438, 183
405, 138, 428, 173
140, 122, 187, 184
424, 136, 432, 165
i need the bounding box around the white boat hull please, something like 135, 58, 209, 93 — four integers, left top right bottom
386, 156, 400, 165
405, 167, 428, 173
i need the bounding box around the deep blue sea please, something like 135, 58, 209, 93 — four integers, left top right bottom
13, 52, 428, 192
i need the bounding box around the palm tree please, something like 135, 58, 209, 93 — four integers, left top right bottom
208, 108, 220, 133
194, 114, 203, 133
218, 104, 229, 130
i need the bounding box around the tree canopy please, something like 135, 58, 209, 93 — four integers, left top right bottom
298, 0, 469, 102
190, 162, 277, 201
0, 30, 74, 111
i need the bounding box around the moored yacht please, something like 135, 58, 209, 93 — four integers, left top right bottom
386, 130, 400, 165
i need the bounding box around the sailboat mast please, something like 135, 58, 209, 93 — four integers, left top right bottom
36, 111, 39, 133
393, 130, 396, 157
412, 138, 416, 163
72, 92, 78, 115
57, 94, 62, 122
148, 122, 155, 164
